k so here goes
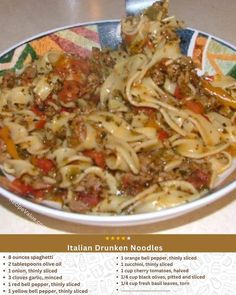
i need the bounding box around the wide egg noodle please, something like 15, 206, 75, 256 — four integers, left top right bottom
3, 159, 38, 177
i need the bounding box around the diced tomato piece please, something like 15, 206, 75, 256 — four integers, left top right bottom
11, 179, 33, 195
58, 80, 81, 103
158, 130, 169, 141
174, 85, 185, 99
31, 189, 46, 199
9, 179, 52, 199
31, 105, 44, 116
70, 58, 90, 76
35, 117, 46, 129
83, 150, 106, 169
187, 169, 209, 190
54, 67, 67, 79
78, 191, 101, 208
185, 101, 204, 114
33, 157, 55, 173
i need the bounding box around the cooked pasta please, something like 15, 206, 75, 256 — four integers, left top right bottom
1, 0, 236, 215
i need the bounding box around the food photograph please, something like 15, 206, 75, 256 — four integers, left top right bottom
0, 0, 236, 234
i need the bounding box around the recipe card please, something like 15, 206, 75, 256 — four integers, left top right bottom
0, 235, 236, 294
1, 0, 236, 294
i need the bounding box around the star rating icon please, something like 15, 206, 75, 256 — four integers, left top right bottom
105, 236, 131, 241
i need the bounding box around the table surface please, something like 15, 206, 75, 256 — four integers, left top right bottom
0, 0, 236, 234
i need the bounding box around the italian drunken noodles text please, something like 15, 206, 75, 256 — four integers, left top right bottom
1, 1, 236, 215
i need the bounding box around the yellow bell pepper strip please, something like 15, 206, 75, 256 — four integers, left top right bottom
0, 126, 20, 159
202, 79, 236, 109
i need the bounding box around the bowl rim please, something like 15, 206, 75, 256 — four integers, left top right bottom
1, 179, 236, 225
1, 19, 236, 57
1, 19, 236, 225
